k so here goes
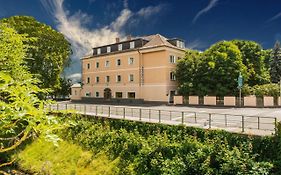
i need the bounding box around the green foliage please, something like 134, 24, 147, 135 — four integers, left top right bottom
270, 41, 281, 83
231, 40, 270, 86
16, 138, 119, 175
60, 116, 275, 175
242, 83, 279, 97
0, 16, 72, 90
52, 77, 72, 99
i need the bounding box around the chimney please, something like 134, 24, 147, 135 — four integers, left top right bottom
127, 35, 132, 41
116, 37, 120, 43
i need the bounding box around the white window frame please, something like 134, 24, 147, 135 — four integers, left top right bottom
105, 76, 110, 83
128, 57, 134, 65
107, 46, 111, 53
129, 41, 135, 49
170, 72, 176, 81
118, 44, 122, 51
96, 92, 99, 97
105, 60, 110, 67
169, 55, 176, 63
116, 75, 121, 82
129, 74, 134, 82
97, 48, 101, 54
116, 59, 121, 66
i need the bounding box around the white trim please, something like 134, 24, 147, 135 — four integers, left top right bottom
129, 41, 135, 49
107, 46, 111, 53
118, 44, 122, 51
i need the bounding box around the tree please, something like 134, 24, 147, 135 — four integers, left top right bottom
231, 40, 270, 86
0, 16, 72, 90
0, 23, 64, 172
175, 50, 201, 95
270, 41, 281, 83
52, 77, 72, 99
196, 41, 247, 96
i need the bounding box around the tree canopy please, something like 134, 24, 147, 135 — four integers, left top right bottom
0, 16, 72, 90
270, 41, 281, 83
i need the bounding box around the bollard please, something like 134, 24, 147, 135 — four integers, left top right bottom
181, 112, 184, 124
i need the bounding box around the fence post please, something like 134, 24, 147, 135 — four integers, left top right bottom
108, 106, 111, 117
225, 114, 227, 127
95, 106, 98, 116
275, 117, 278, 134
181, 112, 184, 124
57, 103, 59, 111
74, 104, 77, 110
139, 108, 142, 121
65, 103, 67, 110
242, 115, 245, 132
123, 108, 125, 119
257, 117, 260, 130
158, 110, 161, 123
149, 109, 151, 121
209, 113, 211, 129
84, 105, 86, 114
194, 112, 197, 123
170, 111, 172, 120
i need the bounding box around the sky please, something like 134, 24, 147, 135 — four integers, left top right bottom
0, 0, 281, 81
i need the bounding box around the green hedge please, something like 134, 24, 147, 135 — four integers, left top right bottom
242, 83, 280, 97
61, 115, 281, 175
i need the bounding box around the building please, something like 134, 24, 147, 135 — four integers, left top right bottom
71, 34, 186, 103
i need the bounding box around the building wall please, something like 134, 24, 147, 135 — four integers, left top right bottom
79, 46, 185, 102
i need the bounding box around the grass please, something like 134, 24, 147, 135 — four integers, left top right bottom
16, 138, 120, 175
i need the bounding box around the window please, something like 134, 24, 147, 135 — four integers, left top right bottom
86, 77, 90, 84
115, 92, 122, 98
96, 76, 99, 83
116, 75, 121, 82
107, 46, 111, 53
129, 41, 135, 49
170, 72, 176, 81
128, 57, 134, 65
87, 63, 90, 69
85, 92, 91, 97
96, 92, 99, 97
97, 48, 101, 54
128, 92, 135, 99
116, 59, 121, 66
169, 55, 176, 63
129, 74, 134, 82
118, 44, 122, 51
106, 76, 110, 83
96, 62, 99, 68
105, 60, 110, 67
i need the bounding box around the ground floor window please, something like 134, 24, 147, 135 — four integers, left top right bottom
85, 92, 91, 97
128, 92, 135, 99
96, 92, 99, 97
115, 92, 123, 98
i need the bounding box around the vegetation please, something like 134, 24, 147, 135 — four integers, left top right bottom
0, 23, 66, 172
16, 137, 119, 174
175, 40, 275, 96
270, 41, 281, 83
0, 16, 72, 91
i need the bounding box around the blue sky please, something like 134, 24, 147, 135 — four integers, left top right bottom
1, 0, 281, 80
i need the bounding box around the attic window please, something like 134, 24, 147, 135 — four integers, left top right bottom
97, 48, 101, 54
118, 44, 122, 51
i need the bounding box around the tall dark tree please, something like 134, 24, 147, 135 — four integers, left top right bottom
0, 16, 72, 90
270, 41, 281, 83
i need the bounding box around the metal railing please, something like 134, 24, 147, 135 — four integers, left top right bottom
48, 103, 278, 135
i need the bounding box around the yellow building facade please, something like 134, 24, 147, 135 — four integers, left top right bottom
71, 34, 185, 103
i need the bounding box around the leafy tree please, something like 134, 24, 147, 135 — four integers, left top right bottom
231, 40, 270, 86
0, 16, 72, 90
270, 41, 281, 83
0, 23, 64, 171
196, 41, 247, 96
175, 50, 201, 95
52, 77, 72, 99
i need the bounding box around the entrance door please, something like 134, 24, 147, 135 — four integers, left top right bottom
104, 88, 112, 100
169, 91, 176, 103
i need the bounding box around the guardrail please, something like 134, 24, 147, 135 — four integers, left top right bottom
47, 103, 278, 135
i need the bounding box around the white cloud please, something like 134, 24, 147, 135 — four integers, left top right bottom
268, 12, 281, 22
192, 0, 219, 24
40, 0, 166, 81
137, 4, 166, 19
67, 73, 81, 83
186, 39, 208, 50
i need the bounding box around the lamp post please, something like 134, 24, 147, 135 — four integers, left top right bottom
238, 72, 243, 107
